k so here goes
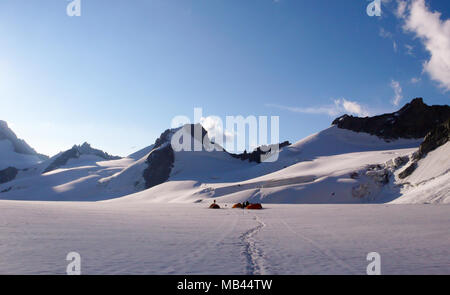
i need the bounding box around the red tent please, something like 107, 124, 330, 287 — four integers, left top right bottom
246, 203, 263, 210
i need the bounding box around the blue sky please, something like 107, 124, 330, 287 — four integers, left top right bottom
0, 0, 449, 156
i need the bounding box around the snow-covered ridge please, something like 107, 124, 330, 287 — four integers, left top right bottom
43, 142, 121, 174
0, 120, 41, 156
0, 120, 47, 170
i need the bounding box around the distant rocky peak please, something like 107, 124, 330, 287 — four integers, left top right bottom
77, 142, 97, 154
42, 142, 121, 174
332, 98, 450, 140
141, 124, 213, 190
73, 142, 121, 159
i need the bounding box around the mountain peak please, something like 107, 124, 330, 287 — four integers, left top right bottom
332, 98, 450, 140
43, 143, 121, 174
0, 120, 48, 160
410, 97, 424, 106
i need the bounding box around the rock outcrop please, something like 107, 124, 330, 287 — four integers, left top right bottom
142, 124, 209, 189
0, 167, 18, 184
231, 141, 291, 163
143, 144, 175, 189
415, 118, 450, 160
399, 118, 450, 179
332, 98, 450, 140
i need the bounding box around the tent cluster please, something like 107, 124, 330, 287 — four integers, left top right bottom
208, 200, 263, 210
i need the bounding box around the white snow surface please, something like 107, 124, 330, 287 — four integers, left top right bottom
0, 201, 448, 274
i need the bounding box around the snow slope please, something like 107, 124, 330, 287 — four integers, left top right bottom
0, 201, 448, 275
0, 156, 135, 201
391, 142, 450, 204
210, 125, 422, 182
112, 148, 416, 204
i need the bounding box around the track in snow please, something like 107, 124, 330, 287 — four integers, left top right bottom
240, 214, 267, 275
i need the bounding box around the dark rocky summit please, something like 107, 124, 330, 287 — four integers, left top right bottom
142, 124, 209, 189
332, 98, 450, 140
415, 118, 450, 160
43, 142, 121, 174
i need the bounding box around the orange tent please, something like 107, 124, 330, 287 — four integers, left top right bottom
246, 203, 263, 210
232, 203, 244, 209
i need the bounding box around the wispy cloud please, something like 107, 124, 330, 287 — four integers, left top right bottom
379, 28, 393, 39
266, 98, 370, 117
379, 27, 398, 53
390, 79, 403, 106
404, 44, 414, 56
396, 0, 450, 91
396, 0, 407, 17
410, 77, 421, 84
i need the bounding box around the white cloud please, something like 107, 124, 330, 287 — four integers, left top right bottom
390, 79, 403, 106
199, 116, 234, 142
396, 0, 450, 91
405, 44, 414, 56
338, 99, 370, 116
266, 98, 370, 117
410, 77, 421, 83
396, 0, 407, 17
379, 27, 393, 39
